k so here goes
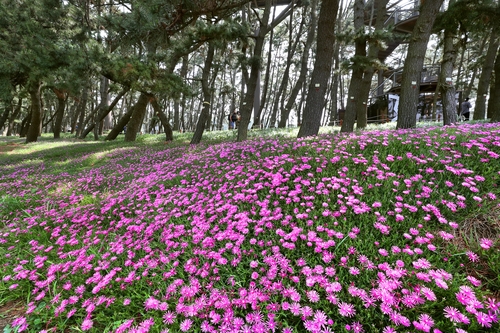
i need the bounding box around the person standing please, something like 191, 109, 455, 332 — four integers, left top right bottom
230, 110, 238, 129
461, 97, 472, 121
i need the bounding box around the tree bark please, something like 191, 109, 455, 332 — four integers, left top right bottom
489, 48, 500, 123
298, 0, 339, 138
191, 42, 215, 144
26, 81, 42, 143
52, 88, 67, 139
475, 31, 499, 120
396, 0, 444, 129
125, 92, 150, 142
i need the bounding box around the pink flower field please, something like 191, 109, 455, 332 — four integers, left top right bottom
1, 123, 500, 333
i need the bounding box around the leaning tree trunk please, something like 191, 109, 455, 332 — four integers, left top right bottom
191, 42, 215, 144
151, 97, 173, 142
298, 0, 339, 138
26, 80, 42, 143
489, 48, 500, 123
439, 25, 459, 126
475, 31, 499, 120
397, 0, 444, 129
125, 92, 151, 142
105, 98, 138, 141
52, 88, 67, 139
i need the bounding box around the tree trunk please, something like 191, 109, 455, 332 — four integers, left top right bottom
125, 92, 150, 142
105, 100, 138, 141
237, 2, 272, 141
298, 0, 339, 137
52, 88, 67, 139
489, 48, 500, 123
475, 31, 499, 120
270, 12, 304, 128
74, 86, 89, 137
151, 97, 173, 141
238, 0, 298, 140
279, 0, 317, 128
439, 24, 459, 125
341, 0, 366, 132
396, 0, 444, 129
191, 42, 215, 144
26, 81, 42, 143
93, 76, 109, 140
257, 6, 277, 129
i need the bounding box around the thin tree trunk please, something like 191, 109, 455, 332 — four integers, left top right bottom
191, 43, 215, 144
173, 56, 189, 131
341, 0, 366, 133
256, 6, 277, 128
7, 98, 22, 136
52, 88, 67, 139
26, 81, 42, 143
0, 99, 12, 132
464, 36, 488, 99
397, 0, 444, 129
80, 86, 129, 139
475, 31, 499, 120
279, 0, 317, 128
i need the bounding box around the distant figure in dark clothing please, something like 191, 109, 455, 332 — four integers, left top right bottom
229, 111, 238, 130
461, 98, 472, 121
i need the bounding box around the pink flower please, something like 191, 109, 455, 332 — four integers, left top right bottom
180, 319, 193, 331
307, 290, 320, 303
338, 302, 356, 317
81, 319, 93, 331
466, 251, 480, 262
444, 306, 462, 323
480, 238, 493, 250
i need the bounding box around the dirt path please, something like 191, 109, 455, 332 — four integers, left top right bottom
0, 300, 25, 331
